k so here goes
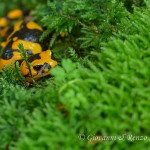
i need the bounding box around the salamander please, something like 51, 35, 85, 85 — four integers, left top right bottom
0, 9, 57, 82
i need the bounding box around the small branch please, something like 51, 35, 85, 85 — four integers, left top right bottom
18, 44, 35, 84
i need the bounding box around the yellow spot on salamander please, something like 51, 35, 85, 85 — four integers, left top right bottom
12, 39, 42, 54
27, 21, 43, 31
1, 41, 7, 48
0, 17, 8, 27
7, 9, 23, 19
13, 37, 18, 41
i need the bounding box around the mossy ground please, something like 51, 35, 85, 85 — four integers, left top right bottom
0, 0, 150, 149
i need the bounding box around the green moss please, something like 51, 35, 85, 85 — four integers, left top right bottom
0, 0, 149, 149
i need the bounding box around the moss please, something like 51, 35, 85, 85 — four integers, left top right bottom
0, 0, 149, 149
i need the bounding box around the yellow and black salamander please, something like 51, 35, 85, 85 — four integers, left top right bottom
0, 9, 57, 82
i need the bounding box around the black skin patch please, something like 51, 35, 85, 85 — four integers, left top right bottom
2, 21, 49, 51
1, 40, 19, 59
9, 22, 43, 43
1, 48, 20, 60
11, 28, 43, 42
4, 26, 14, 39
10, 21, 49, 50
3, 38, 13, 49
22, 9, 30, 16
1, 48, 13, 59
27, 53, 41, 63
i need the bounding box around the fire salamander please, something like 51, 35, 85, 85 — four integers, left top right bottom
0, 9, 57, 82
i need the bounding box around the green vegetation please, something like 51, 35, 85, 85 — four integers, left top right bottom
0, 0, 150, 149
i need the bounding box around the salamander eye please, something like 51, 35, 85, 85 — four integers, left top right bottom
33, 65, 43, 71
43, 63, 51, 69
